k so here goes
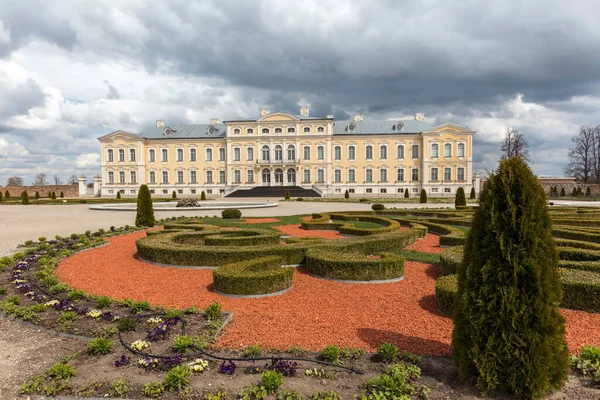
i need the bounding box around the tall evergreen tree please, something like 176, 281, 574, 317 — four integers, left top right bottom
172, 191, 177, 199
404, 189, 409, 198
200, 191, 206, 201
585, 186, 591, 197
35, 191, 40, 199
344, 189, 350, 199
135, 184, 155, 227
452, 157, 569, 399
419, 189, 427, 204
116, 191, 121, 199
455, 187, 466, 207
470, 187, 476, 199
5, 190, 10, 199
51, 191, 56, 199
571, 187, 577, 197
0, 191, 3, 202
284, 189, 291, 200
560, 187, 566, 197
21, 191, 29, 205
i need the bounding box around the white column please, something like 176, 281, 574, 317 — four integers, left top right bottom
93, 176, 102, 197
78, 176, 87, 197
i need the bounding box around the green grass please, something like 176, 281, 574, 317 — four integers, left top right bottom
346, 220, 385, 229
450, 225, 470, 234
398, 250, 441, 264
198, 215, 307, 231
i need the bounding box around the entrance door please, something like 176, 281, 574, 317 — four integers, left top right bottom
262, 168, 271, 186
287, 168, 296, 185
274, 168, 284, 186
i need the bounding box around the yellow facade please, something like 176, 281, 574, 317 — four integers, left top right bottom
98, 108, 475, 197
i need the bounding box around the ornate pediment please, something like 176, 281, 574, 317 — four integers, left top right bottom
257, 112, 300, 122
98, 130, 142, 142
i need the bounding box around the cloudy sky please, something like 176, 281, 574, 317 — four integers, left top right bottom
1, 0, 599, 185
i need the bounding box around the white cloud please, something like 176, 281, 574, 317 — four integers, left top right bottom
75, 153, 100, 168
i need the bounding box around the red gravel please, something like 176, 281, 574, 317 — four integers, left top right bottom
406, 233, 444, 253
273, 224, 345, 239
55, 231, 600, 354
242, 218, 281, 224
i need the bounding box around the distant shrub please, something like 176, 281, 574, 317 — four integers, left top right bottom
172, 191, 177, 199
135, 184, 156, 227
35, 191, 40, 199
586, 187, 592, 197
371, 203, 385, 211
60, 192, 64, 198
222, 209, 242, 219
419, 189, 427, 203
116, 191, 121, 199
296, 197, 304, 201
51, 191, 56, 199
404, 189, 409, 198
455, 187, 466, 207
560, 187, 566, 196
470, 187, 476, 199
344, 190, 349, 199
201, 191, 206, 200
284, 189, 291, 200
21, 191, 29, 205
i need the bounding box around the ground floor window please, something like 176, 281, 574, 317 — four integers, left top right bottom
380, 188, 387, 193
191, 190, 196, 194
178, 189, 183, 194
335, 188, 341, 193
303, 170, 311, 183
397, 188, 404, 193
349, 188, 355, 193
247, 170, 254, 183
108, 190, 114, 194
162, 190, 168, 194
444, 188, 452, 193
150, 190, 155, 194
412, 188, 419, 192
431, 188, 438, 193
207, 189, 213, 194
366, 188, 373, 193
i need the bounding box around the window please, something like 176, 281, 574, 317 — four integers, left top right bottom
118, 149, 125, 162
177, 170, 184, 183
397, 168, 404, 181
303, 170, 311, 183
303, 127, 310, 133
219, 171, 226, 183
119, 171, 125, 183
262, 145, 270, 161
247, 170, 254, 183
178, 189, 183, 194
317, 126, 324, 132
190, 170, 197, 183
444, 168, 452, 181
131, 190, 136, 195
366, 169, 373, 182
413, 188, 419, 193
349, 188, 355, 194
207, 189, 213, 194
431, 188, 439, 193
366, 188, 373, 194
380, 168, 387, 182
366, 145, 373, 160
380, 145, 387, 160
108, 171, 114, 183
206, 148, 213, 162
234, 148, 241, 161
412, 168, 419, 181
274, 145, 283, 161
219, 148, 225, 161
287, 127, 295, 133
380, 188, 387, 194
348, 169, 356, 182
247, 147, 254, 161
162, 171, 168, 183
458, 143, 465, 157
431, 168, 439, 181
444, 143, 452, 157
412, 145, 419, 159
234, 170, 241, 183
397, 145, 404, 159
275, 127, 282, 133
348, 145, 356, 160
457, 167, 465, 181
317, 169, 324, 182
317, 146, 324, 160
303, 146, 310, 160
247, 128, 254, 134
262, 128, 269, 134
130, 171, 137, 184
334, 169, 342, 182
206, 171, 213, 183
444, 188, 452, 193
162, 190, 168, 194
233, 128, 240, 134
287, 168, 296, 183
287, 145, 295, 161
130, 149, 136, 162
149, 171, 156, 184
397, 188, 404, 193
431, 143, 439, 158
149, 149, 155, 163
161, 149, 168, 162
150, 190, 155, 194
190, 148, 196, 162
334, 146, 341, 160
191, 189, 196, 194
177, 148, 184, 162
107, 149, 114, 162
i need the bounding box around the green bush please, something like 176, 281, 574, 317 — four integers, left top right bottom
116, 191, 121, 199
419, 189, 427, 203
135, 184, 156, 227
34, 191, 40, 199
47, 360, 76, 380
452, 157, 569, 398
404, 189, 409, 198
435, 274, 458, 316
201, 191, 207, 200
560, 187, 566, 196
0, 191, 3, 202
470, 187, 476, 199
306, 249, 404, 281
261, 370, 283, 394
141, 381, 165, 398
572, 187, 578, 197
560, 268, 600, 313
117, 316, 137, 332
371, 203, 385, 211
586, 187, 592, 197
222, 208, 242, 219
172, 191, 177, 199
361, 363, 427, 400
51, 191, 57, 199
164, 365, 190, 391
319, 345, 341, 364
239, 384, 267, 400
60, 191, 64, 198
205, 301, 222, 321
455, 187, 466, 207
213, 256, 293, 295
245, 344, 261, 358
376, 343, 399, 362
296, 197, 303, 201
4, 190, 9, 199
344, 189, 349, 199
172, 335, 193, 353
284, 189, 290, 200
87, 337, 112, 355
21, 191, 29, 205
440, 247, 463, 276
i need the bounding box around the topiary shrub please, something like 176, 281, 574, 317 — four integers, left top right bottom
560, 187, 566, 197
371, 203, 385, 211
435, 274, 457, 316
21, 191, 29, 205
35, 191, 40, 199
201, 191, 206, 200
344, 190, 349, 199
116, 191, 121, 199
454, 187, 466, 207
172, 191, 177, 199
572, 187, 577, 197
452, 157, 569, 398
284, 189, 290, 200
213, 256, 294, 296
0, 192, 2, 202
419, 189, 427, 204
222, 209, 242, 219
4, 190, 9, 199
135, 184, 156, 227
60, 192, 64, 198
51, 191, 56, 200
404, 189, 409, 198
585, 187, 591, 197
469, 187, 476, 199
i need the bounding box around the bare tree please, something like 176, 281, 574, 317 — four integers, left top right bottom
6, 176, 24, 186
565, 126, 597, 182
68, 175, 79, 185
33, 173, 48, 186
501, 127, 530, 161
53, 174, 62, 185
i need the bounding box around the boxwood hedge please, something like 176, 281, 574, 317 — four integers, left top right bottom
440, 247, 463, 276
305, 249, 404, 281
434, 275, 457, 316
212, 256, 294, 296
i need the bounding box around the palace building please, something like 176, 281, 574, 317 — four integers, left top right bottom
97, 107, 476, 198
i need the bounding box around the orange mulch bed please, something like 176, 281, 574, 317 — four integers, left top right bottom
406, 233, 445, 254
241, 218, 281, 224
273, 224, 345, 239
55, 231, 600, 354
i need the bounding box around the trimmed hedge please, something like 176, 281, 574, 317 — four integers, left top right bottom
301, 213, 402, 236
554, 238, 600, 251
203, 230, 281, 247
391, 218, 466, 246
212, 256, 294, 296
435, 275, 457, 316
552, 227, 600, 243
559, 260, 600, 273
305, 249, 404, 281
222, 209, 242, 219
440, 247, 463, 276
557, 247, 600, 262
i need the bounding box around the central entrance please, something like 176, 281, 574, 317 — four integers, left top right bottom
262, 168, 271, 186
274, 168, 284, 186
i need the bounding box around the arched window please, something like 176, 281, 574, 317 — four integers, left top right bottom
431, 143, 439, 158
365, 145, 373, 160
118, 149, 125, 162
275, 127, 282, 133
189, 148, 196, 162
247, 128, 254, 134
177, 148, 184, 162
287, 168, 296, 184
348, 169, 356, 182
247, 147, 254, 161
177, 170, 184, 183
457, 143, 465, 157
317, 146, 324, 160
380, 168, 387, 182
107, 149, 114, 162
412, 145, 419, 159
334, 169, 342, 182
161, 149, 168, 162
303, 126, 310, 133
233, 128, 240, 134
287, 145, 296, 161
397, 145, 404, 159
457, 167, 465, 181
348, 145, 356, 160
317, 126, 324, 132
380, 145, 387, 160
444, 143, 452, 157
431, 168, 439, 181
274, 145, 283, 161
303, 146, 311, 160
444, 167, 452, 181
205, 148, 213, 162
334, 146, 341, 160
262, 128, 270, 134
287, 127, 295, 133
365, 168, 373, 182
108, 171, 114, 183
190, 171, 197, 183
234, 170, 241, 183
219, 148, 225, 161
129, 149, 136, 162
148, 171, 155, 184
234, 148, 241, 161
262, 145, 270, 161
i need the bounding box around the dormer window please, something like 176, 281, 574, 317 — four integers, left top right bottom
287, 127, 295, 133
247, 128, 254, 134
233, 128, 240, 134
317, 126, 324, 132
396, 122, 404, 130
274, 127, 282, 133
262, 128, 270, 134
347, 123, 356, 132
303, 127, 310, 133
164, 128, 172, 136
208, 126, 216, 134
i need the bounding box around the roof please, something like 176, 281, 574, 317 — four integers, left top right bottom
140, 124, 226, 139
333, 119, 435, 135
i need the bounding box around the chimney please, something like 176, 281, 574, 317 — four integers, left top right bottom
210, 118, 221, 124
300, 106, 310, 117
260, 107, 270, 117
353, 113, 363, 122
415, 113, 424, 121
326, 114, 334, 119
156, 120, 165, 128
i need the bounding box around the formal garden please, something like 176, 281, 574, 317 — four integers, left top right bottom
1, 160, 600, 398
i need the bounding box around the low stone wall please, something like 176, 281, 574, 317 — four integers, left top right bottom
0, 184, 79, 198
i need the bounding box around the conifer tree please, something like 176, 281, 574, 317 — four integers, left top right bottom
404, 189, 409, 198
344, 189, 350, 199
60, 191, 64, 198
5, 190, 10, 199
284, 189, 291, 200
455, 187, 466, 207
21, 191, 29, 205
0, 191, 3, 201
585, 187, 591, 197
35, 191, 40, 199
452, 157, 569, 399
200, 191, 206, 201
571, 187, 577, 197
51, 191, 56, 199
116, 191, 121, 199
560, 187, 566, 196
419, 189, 427, 204
135, 184, 155, 227
172, 191, 177, 199
470, 187, 476, 199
